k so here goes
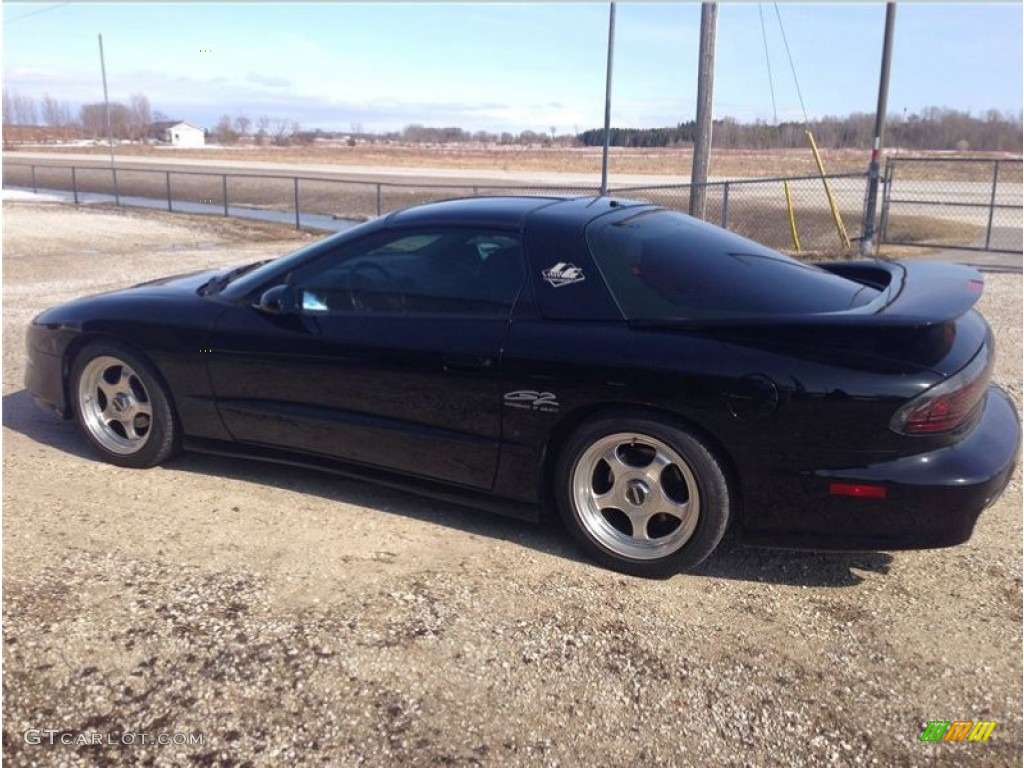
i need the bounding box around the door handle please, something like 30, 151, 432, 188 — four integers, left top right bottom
443, 356, 493, 374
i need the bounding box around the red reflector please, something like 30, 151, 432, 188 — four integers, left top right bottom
829, 482, 887, 500
967, 279, 983, 294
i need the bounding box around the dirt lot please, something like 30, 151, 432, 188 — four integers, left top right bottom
5, 144, 876, 180
9, 144, 1022, 183
2, 201, 1022, 767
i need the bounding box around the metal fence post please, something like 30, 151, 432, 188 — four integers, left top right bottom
166, 172, 173, 212
294, 177, 301, 230
877, 160, 894, 254
984, 160, 1000, 251
222, 174, 229, 217
721, 182, 730, 229
31, 165, 37, 193
71, 166, 79, 205
376, 184, 382, 216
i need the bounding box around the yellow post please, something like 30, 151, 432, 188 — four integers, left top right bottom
806, 130, 851, 249
783, 180, 801, 252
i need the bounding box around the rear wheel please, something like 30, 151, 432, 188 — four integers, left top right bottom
555, 417, 730, 577
70, 342, 177, 468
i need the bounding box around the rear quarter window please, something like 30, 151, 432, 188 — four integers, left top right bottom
586, 209, 879, 320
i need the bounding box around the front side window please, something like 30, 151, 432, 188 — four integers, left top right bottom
295, 229, 525, 317
586, 209, 879, 320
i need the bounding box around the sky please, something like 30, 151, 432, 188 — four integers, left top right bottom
2, 2, 1022, 134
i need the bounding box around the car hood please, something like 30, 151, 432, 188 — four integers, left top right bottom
130, 267, 224, 294
30, 266, 231, 329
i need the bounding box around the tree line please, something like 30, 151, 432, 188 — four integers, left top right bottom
389, 124, 574, 146
578, 108, 1023, 152
210, 115, 312, 146
4, 90, 156, 140
4, 88, 1021, 152
2, 90, 313, 146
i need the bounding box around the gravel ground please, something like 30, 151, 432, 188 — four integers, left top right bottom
2, 201, 1021, 767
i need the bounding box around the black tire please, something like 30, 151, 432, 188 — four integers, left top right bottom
69, 341, 178, 468
554, 415, 731, 578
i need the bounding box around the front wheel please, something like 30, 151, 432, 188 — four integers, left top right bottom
555, 417, 731, 578
70, 341, 178, 468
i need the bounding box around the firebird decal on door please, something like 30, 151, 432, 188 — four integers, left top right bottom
503, 390, 560, 413
541, 262, 585, 287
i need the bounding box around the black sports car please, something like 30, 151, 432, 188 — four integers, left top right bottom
25, 196, 1020, 576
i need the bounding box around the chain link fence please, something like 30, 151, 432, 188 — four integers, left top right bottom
615, 172, 868, 253
880, 157, 1023, 254
3, 160, 866, 253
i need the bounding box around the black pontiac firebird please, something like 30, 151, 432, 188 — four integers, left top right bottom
26, 196, 1020, 576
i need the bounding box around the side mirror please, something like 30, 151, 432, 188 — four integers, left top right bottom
257, 284, 296, 315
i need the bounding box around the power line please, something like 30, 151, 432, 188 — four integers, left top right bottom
758, 4, 778, 125
3, 3, 71, 24
773, 3, 809, 126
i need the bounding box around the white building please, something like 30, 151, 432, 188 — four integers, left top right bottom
150, 121, 206, 147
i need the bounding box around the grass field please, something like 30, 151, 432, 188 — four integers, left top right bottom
6, 142, 862, 178
13, 142, 1018, 180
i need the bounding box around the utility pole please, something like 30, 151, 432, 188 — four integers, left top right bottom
860, 3, 896, 255
600, 2, 617, 196
689, 2, 717, 219
98, 33, 120, 205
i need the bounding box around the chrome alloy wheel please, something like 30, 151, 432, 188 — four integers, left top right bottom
77, 355, 154, 455
571, 432, 701, 560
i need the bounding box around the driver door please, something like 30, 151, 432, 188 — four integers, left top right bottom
206, 227, 526, 490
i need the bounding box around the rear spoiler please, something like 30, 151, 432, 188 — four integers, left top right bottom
628, 260, 988, 375
820, 260, 984, 326
630, 260, 984, 331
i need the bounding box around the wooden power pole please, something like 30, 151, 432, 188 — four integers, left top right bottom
600, 2, 617, 196
689, 2, 717, 219
860, 2, 897, 254
98, 33, 120, 205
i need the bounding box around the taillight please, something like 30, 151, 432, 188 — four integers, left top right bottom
829, 482, 887, 499
890, 343, 992, 435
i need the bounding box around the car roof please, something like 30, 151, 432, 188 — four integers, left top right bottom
383, 195, 652, 229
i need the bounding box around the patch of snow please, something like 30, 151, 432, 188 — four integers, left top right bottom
2, 188, 67, 203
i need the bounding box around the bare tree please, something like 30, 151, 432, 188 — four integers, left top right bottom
40, 94, 70, 128
2, 91, 11, 123
80, 103, 107, 138
80, 102, 131, 139
270, 117, 292, 145
213, 114, 239, 144
233, 115, 251, 136
8, 91, 38, 125
255, 115, 271, 145
129, 93, 152, 140
109, 104, 131, 139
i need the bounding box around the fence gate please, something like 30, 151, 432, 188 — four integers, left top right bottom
879, 157, 1022, 254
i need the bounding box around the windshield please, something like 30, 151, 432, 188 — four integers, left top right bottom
586, 209, 879, 321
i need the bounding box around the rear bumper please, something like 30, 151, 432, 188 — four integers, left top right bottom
742, 385, 1021, 551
